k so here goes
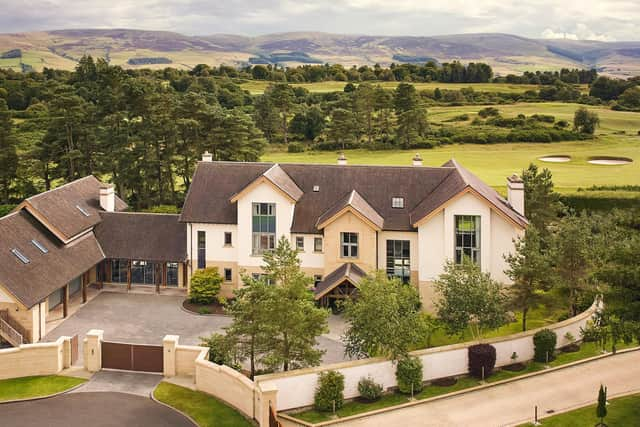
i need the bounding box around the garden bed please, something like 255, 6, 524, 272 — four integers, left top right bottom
182, 299, 229, 315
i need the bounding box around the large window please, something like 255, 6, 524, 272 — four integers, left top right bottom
252, 203, 276, 255
455, 215, 481, 264
131, 260, 156, 285
167, 262, 179, 287
197, 231, 206, 269
111, 259, 128, 283
386, 240, 410, 283
340, 232, 359, 258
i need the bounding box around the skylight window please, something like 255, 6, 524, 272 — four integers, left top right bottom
313, 185, 320, 192
11, 248, 30, 264
76, 205, 91, 217
391, 197, 405, 209
31, 239, 48, 254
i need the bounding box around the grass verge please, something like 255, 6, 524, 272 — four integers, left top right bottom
153, 382, 252, 427
0, 375, 86, 402
288, 342, 638, 424
519, 393, 640, 426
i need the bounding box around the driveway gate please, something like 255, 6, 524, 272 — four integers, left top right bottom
102, 341, 164, 373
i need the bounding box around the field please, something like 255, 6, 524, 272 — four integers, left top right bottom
263, 103, 640, 193
240, 81, 559, 95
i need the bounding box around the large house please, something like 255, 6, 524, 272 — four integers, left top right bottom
0, 154, 526, 347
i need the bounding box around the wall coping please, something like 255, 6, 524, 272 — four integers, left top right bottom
0, 335, 70, 355
256, 301, 599, 383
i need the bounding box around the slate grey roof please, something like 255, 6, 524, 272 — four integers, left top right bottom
180, 160, 527, 231
94, 212, 187, 262
0, 210, 104, 309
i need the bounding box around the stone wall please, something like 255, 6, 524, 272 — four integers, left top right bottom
0, 336, 71, 380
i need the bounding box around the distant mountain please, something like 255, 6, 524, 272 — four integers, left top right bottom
1, 29, 639, 77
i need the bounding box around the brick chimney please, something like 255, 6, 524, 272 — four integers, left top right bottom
100, 184, 115, 212
507, 174, 525, 216
202, 151, 213, 162
412, 153, 423, 166
337, 152, 348, 166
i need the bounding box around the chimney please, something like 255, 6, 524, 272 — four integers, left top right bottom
507, 174, 525, 216
202, 151, 213, 162
412, 153, 423, 166
337, 152, 348, 166
100, 184, 115, 212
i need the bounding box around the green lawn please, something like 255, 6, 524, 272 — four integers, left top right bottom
153, 382, 252, 427
288, 342, 638, 424
0, 375, 86, 402
520, 393, 640, 426
263, 102, 640, 192
240, 81, 555, 95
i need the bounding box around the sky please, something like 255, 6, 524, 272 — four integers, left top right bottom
2, 0, 639, 41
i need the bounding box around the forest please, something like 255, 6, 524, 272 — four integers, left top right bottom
0, 56, 639, 211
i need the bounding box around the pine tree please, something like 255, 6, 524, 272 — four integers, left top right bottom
0, 99, 18, 203
596, 384, 607, 426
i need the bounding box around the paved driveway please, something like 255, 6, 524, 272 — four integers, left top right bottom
45, 291, 349, 365
331, 349, 640, 427
1, 392, 194, 427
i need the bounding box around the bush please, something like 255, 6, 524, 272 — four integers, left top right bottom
287, 142, 305, 153
533, 329, 557, 362
468, 344, 497, 379
357, 376, 383, 402
198, 307, 211, 315
478, 107, 500, 118
200, 333, 241, 370
189, 267, 223, 304
314, 371, 345, 412
580, 321, 601, 343
396, 356, 423, 394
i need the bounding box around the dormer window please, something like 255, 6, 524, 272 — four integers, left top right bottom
31, 239, 48, 254
313, 185, 320, 192
391, 197, 404, 209
11, 248, 30, 264
76, 205, 90, 217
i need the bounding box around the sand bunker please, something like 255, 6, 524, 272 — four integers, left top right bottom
587, 156, 633, 165
539, 155, 571, 163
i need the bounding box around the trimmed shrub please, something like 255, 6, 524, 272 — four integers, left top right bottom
314, 371, 345, 412
357, 376, 383, 402
287, 142, 305, 153
468, 344, 497, 379
396, 356, 423, 394
189, 267, 223, 304
478, 107, 500, 118
533, 329, 557, 362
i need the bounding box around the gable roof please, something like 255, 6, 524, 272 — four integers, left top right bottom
95, 212, 187, 262
314, 263, 367, 299
410, 159, 528, 228
181, 161, 526, 232
316, 190, 384, 230
20, 176, 128, 242
0, 210, 104, 309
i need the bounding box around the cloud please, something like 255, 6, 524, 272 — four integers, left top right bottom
0, 0, 638, 41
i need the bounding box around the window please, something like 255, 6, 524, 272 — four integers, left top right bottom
387, 240, 410, 283
455, 215, 481, 264
252, 203, 276, 255
111, 259, 128, 283
314, 275, 323, 287
314, 237, 323, 253
391, 197, 405, 209
295, 236, 305, 251
340, 232, 359, 258
76, 205, 90, 217
31, 239, 48, 254
224, 268, 232, 282
251, 273, 273, 285
167, 262, 178, 287
224, 232, 232, 246
11, 248, 30, 264
197, 231, 206, 269
132, 260, 156, 285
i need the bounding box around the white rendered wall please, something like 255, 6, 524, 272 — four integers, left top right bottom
236, 182, 295, 268
292, 234, 325, 270
187, 223, 238, 263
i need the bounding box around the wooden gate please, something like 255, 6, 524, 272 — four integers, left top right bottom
70, 334, 79, 365
101, 341, 163, 373
269, 404, 282, 427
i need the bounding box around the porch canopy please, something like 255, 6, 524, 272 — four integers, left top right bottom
314, 263, 366, 307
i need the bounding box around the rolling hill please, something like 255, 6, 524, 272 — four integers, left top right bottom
1, 29, 639, 77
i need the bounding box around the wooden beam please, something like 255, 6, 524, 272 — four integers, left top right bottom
155, 263, 160, 294
62, 284, 69, 318
162, 263, 167, 288
82, 272, 87, 303
182, 262, 188, 289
